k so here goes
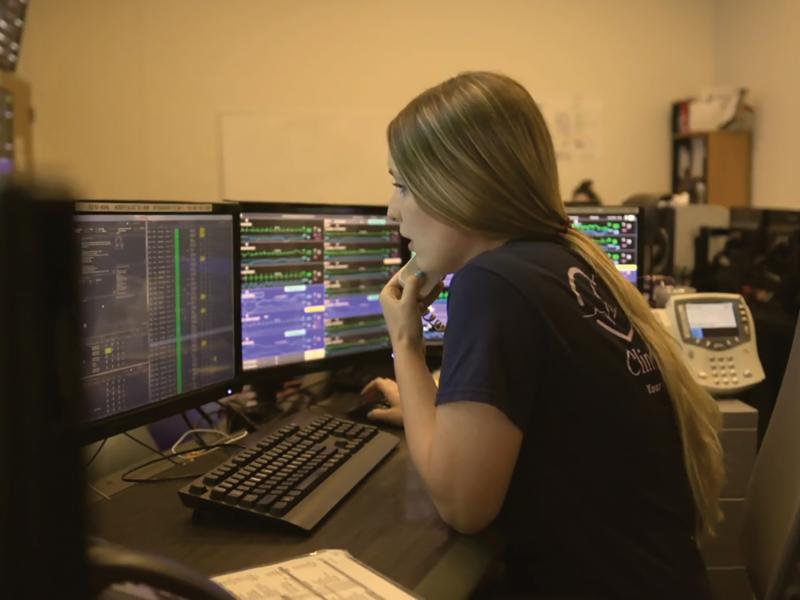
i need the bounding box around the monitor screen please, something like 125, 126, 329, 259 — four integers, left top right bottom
685, 302, 738, 339
422, 273, 453, 344
239, 206, 404, 371
567, 207, 641, 286
75, 203, 237, 436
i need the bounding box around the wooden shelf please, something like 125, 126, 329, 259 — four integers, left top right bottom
672, 130, 752, 207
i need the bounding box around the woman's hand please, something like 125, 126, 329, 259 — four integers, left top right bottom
360, 377, 403, 427
380, 270, 444, 353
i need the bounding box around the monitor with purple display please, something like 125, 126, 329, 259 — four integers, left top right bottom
422, 273, 452, 344
567, 206, 642, 287
239, 203, 408, 376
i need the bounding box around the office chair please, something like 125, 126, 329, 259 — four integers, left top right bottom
89, 539, 236, 600
741, 312, 800, 600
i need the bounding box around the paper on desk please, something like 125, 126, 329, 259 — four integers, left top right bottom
212, 549, 420, 599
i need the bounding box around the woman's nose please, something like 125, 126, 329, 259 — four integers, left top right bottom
387, 200, 400, 221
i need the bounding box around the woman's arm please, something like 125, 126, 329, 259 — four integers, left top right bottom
396, 343, 522, 532
381, 273, 522, 533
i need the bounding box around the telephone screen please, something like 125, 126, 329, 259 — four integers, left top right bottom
685, 302, 738, 339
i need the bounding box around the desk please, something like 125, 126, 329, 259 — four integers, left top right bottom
89, 413, 503, 598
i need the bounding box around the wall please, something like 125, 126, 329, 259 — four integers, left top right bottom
18, 0, 714, 205
713, 0, 800, 209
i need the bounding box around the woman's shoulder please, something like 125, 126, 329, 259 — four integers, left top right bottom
448, 240, 577, 307
463, 239, 578, 279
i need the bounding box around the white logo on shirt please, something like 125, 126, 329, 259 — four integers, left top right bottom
567, 266, 660, 391
567, 266, 634, 342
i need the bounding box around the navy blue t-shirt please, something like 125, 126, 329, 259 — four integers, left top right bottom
437, 240, 710, 600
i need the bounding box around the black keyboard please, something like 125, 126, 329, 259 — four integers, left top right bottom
178, 411, 399, 531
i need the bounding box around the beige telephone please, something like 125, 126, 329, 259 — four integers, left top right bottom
654, 292, 765, 396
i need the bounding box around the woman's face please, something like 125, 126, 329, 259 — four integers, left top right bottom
387, 155, 496, 277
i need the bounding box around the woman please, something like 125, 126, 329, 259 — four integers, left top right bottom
362, 72, 724, 599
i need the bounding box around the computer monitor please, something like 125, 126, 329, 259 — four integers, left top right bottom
422, 273, 453, 344
567, 206, 642, 288
74, 201, 240, 442
238, 202, 407, 380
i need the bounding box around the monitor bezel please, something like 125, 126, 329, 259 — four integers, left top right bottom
235, 200, 409, 387
74, 200, 242, 444
566, 205, 644, 291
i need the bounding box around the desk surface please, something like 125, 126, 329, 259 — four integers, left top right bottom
89, 413, 500, 597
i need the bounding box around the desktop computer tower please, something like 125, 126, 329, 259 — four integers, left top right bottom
730, 206, 765, 232
651, 205, 730, 278
726, 207, 799, 308
763, 209, 800, 258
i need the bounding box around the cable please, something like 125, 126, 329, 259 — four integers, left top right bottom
120, 441, 247, 483
288, 377, 330, 397
176, 429, 248, 462
216, 399, 258, 431
88, 483, 111, 501
170, 428, 237, 457
181, 411, 194, 429
84, 438, 107, 467
196, 405, 215, 427
181, 412, 208, 448
123, 431, 180, 465
274, 378, 329, 412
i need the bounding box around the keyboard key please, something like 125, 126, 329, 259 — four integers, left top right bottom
240, 494, 259, 508
225, 490, 244, 505
295, 466, 328, 492
255, 494, 278, 512
210, 486, 227, 500
268, 502, 289, 516
189, 482, 207, 495
203, 473, 222, 485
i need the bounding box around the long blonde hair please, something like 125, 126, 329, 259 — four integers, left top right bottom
388, 71, 724, 538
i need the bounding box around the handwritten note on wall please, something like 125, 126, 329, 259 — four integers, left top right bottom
538, 95, 604, 162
